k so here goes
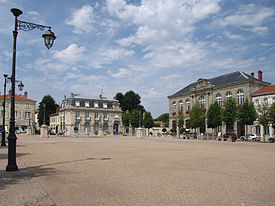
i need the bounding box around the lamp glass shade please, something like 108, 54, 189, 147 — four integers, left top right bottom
18, 81, 24, 91
42, 30, 56, 49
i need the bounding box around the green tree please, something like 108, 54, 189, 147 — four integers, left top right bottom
155, 113, 169, 124
238, 99, 257, 135
143, 112, 154, 135
269, 103, 275, 127
115, 91, 141, 112
207, 101, 222, 136
38, 95, 58, 126
130, 109, 140, 128
189, 102, 205, 133
222, 98, 237, 134
258, 103, 270, 142
122, 112, 131, 127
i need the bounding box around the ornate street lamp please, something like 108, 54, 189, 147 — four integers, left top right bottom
6, 8, 56, 171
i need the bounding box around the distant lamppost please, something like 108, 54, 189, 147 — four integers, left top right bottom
6, 8, 56, 171
43, 103, 46, 125
2, 75, 24, 147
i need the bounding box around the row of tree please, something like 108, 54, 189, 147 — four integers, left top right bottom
176, 98, 275, 140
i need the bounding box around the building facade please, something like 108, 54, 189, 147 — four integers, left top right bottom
0, 92, 36, 133
168, 71, 270, 137
252, 85, 275, 141
59, 94, 123, 136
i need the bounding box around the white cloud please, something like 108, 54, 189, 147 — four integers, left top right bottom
65, 4, 95, 34
53, 43, 86, 64
217, 4, 274, 34
108, 68, 131, 78
223, 31, 244, 40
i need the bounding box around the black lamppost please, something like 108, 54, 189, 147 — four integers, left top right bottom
2, 75, 24, 147
1, 74, 8, 146
43, 103, 46, 125
6, 8, 56, 171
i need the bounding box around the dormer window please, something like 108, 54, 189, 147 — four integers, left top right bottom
103, 103, 108, 109
85, 101, 90, 107
94, 102, 99, 108
75, 101, 80, 107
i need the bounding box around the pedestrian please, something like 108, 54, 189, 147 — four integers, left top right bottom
218, 132, 221, 141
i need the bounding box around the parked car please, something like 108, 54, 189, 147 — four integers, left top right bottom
223, 132, 237, 141
240, 133, 260, 141
268, 136, 275, 142
197, 133, 213, 139
185, 132, 197, 139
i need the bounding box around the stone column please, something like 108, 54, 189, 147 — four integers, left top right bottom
40, 124, 48, 138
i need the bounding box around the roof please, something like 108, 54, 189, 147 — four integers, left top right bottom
253, 85, 275, 96
168, 71, 267, 98
0, 94, 36, 102
62, 97, 119, 109
154, 121, 164, 125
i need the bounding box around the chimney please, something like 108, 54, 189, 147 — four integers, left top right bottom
56, 107, 60, 113
64, 95, 66, 100
99, 94, 102, 99
251, 72, 254, 78
258, 70, 263, 81
24, 91, 28, 98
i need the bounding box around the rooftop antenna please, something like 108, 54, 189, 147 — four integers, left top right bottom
99, 87, 104, 99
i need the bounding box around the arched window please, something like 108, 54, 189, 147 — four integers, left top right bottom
186, 99, 190, 111
216, 93, 222, 106
179, 100, 183, 112
199, 95, 205, 108
84, 122, 91, 133
172, 101, 177, 112
103, 123, 109, 132
237, 90, 244, 105
94, 122, 99, 132
226, 91, 232, 100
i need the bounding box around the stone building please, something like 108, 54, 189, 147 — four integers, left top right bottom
252, 85, 275, 141
49, 107, 60, 134
59, 93, 123, 136
168, 71, 270, 137
0, 91, 36, 133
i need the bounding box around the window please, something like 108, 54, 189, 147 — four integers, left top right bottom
114, 105, 118, 110
103, 103, 108, 109
226, 91, 232, 100
75, 101, 80, 107
94, 102, 99, 108
103, 123, 108, 131
85, 101, 90, 107
264, 125, 269, 135
255, 125, 260, 135
94, 122, 99, 132
75, 111, 80, 119
172, 101, 176, 112
237, 90, 244, 105
24, 112, 31, 119
199, 95, 206, 108
75, 122, 80, 132
84, 122, 91, 133
216, 94, 222, 106
26, 103, 30, 108
186, 99, 190, 111
273, 97, 275, 103
264, 98, 268, 105
103, 113, 108, 120
255, 99, 259, 106
85, 112, 90, 119
179, 100, 183, 112
114, 114, 119, 119
94, 112, 99, 120
15, 111, 21, 119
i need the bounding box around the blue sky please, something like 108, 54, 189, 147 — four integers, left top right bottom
0, 0, 275, 118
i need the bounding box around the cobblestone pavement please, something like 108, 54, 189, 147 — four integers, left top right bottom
1, 134, 275, 206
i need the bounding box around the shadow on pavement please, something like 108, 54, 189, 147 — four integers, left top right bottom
0, 152, 30, 160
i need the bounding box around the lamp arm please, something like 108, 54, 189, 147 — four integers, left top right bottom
18, 20, 51, 31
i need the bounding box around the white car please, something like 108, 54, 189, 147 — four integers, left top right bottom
240, 133, 260, 141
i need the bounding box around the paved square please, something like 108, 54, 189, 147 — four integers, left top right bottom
1, 135, 275, 205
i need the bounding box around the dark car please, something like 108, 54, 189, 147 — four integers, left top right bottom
186, 132, 197, 139
223, 132, 237, 141
268, 137, 275, 142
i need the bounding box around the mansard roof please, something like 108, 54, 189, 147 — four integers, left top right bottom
62, 97, 119, 109
168, 71, 267, 98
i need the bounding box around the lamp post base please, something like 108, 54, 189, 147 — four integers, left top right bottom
6, 164, 18, 171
